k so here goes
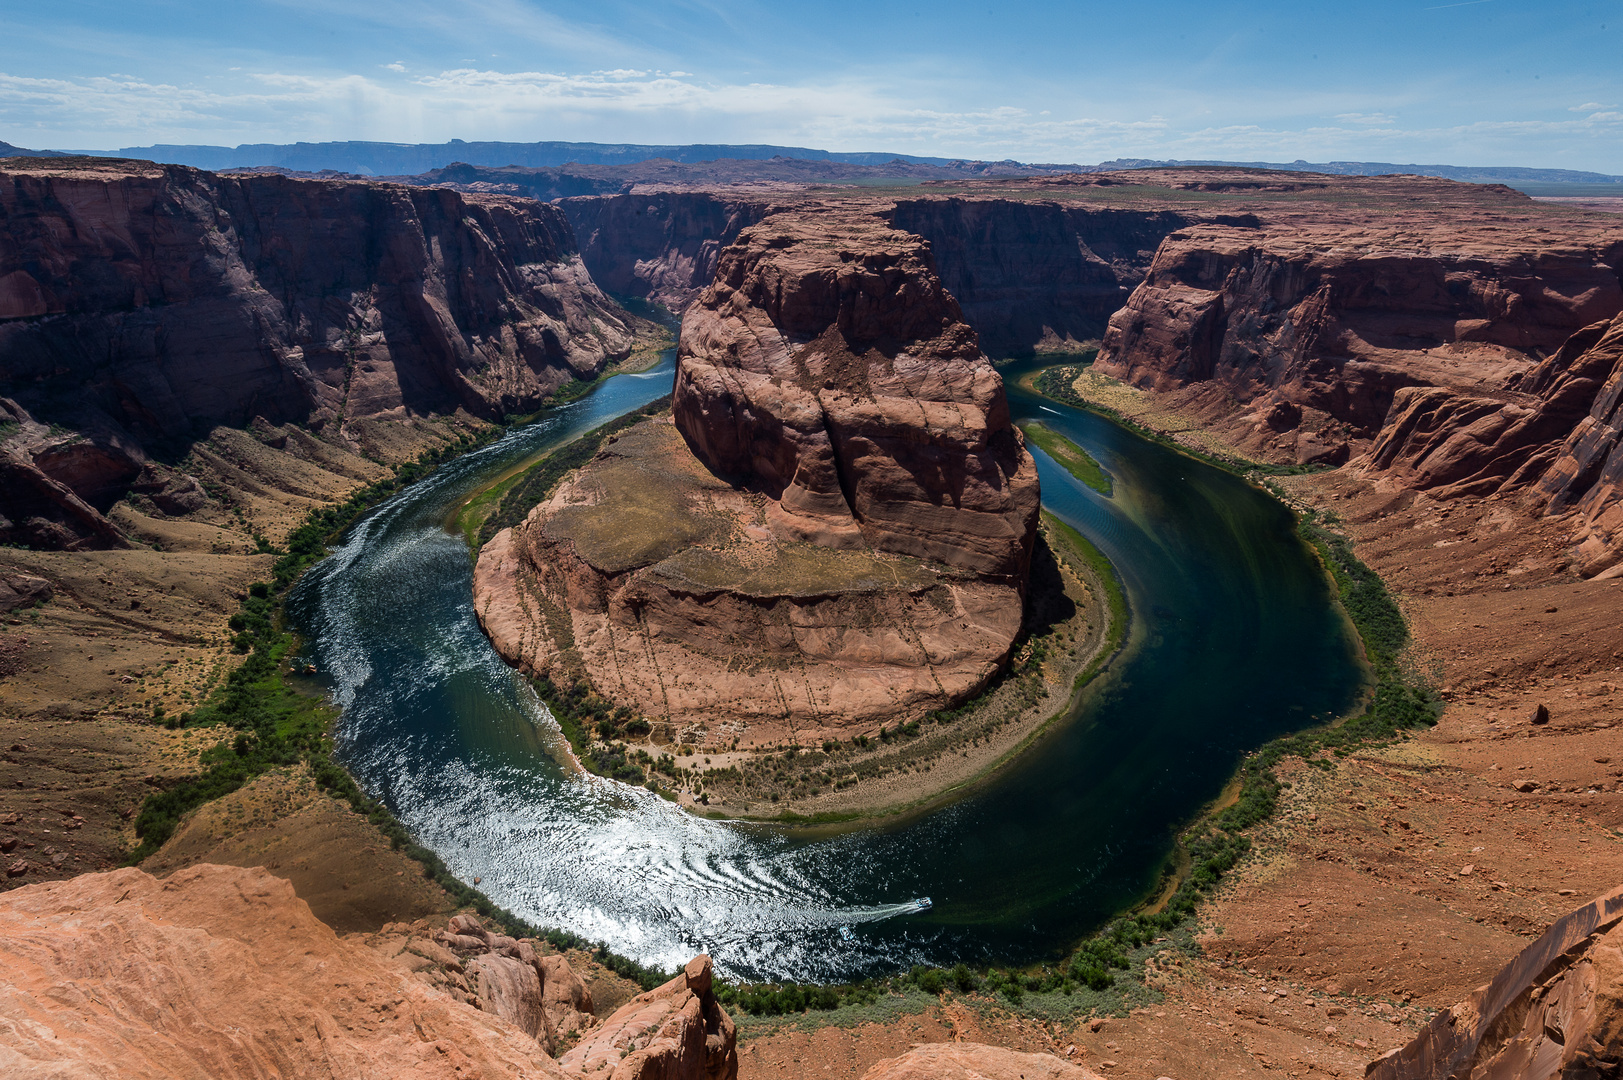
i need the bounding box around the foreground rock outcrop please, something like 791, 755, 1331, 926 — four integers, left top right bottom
476, 209, 1039, 738
1369, 884, 1623, 1080
0, 157, 638, 549
0, 864, 565, 1078
0, 863, 737, 1080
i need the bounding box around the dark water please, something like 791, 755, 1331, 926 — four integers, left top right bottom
286, 353, 1364, 982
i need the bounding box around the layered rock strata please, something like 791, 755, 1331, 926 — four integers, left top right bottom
561, 191, 775, 311
885, 197, 1190, 355
476, 210, 1039, 738
1086, 173, 1623, 567
0, 158, 637, 548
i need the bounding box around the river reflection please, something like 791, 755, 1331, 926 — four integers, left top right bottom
286, 353, 1363, 982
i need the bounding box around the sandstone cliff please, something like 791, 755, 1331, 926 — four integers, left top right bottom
1370, 884, 1623, 1080
561, 191, 776, 312
0, 158, 638, 549
886, 197, 1189, 355
475, 208, 1039, 739
1086, 171, 1623, 567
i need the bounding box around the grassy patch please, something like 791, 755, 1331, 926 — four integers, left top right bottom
1020, 420, 1112, 495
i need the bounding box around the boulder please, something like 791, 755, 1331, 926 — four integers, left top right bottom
560, 954, 737, 1080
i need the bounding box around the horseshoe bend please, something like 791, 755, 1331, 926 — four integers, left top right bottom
470, 208, 1080, 811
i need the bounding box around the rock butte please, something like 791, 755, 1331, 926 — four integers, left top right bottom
474, 209, 1040, 738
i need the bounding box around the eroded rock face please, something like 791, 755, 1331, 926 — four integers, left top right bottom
0, 159, 637, 546
1368, 885, 1623, 1080
860, 1043, 1104, 1080
0, 865, 738, 1080
562, 191, 775, 312
561, 955, 737, 1080
673, 210, 1039, 580
475, 209, 1038, 738
885, 197, 1189, 356
0, 864, 567, 1079
1092, 182, 1623, 568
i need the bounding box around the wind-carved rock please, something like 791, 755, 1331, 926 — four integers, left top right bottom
474, 209, 1039, 741
1368, 884, 1623, 1080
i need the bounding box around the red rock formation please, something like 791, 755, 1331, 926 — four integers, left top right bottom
674, 210, 1038, 579
1368, 884, 1623, 1080
0, 864, 738, 1080
1088, 173, 1623, 564
475, 209, 1039, 737
885, 197, 1189, 355
0, 158, 637, 546
560, 955, 737, 1080
0, 864, 567, 1078
562, 191, 775, 312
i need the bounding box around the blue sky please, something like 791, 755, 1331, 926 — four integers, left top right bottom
2, 0, 1620, 169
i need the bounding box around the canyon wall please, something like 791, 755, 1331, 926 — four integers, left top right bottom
886, 197, 1189, 356
475, 208, 1039, 738
1091, 186, 1623, 568
0, 158, 637, 548
560, 191, 775, 312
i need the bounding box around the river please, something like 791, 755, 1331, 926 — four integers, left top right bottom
285, 353, 1364, 983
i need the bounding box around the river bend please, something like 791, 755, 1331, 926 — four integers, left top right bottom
286, 355, 1363, 983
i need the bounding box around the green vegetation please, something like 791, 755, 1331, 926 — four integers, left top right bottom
122, 395, 680, 994
1019, 420, 1113, 495
474, 396, 671, 549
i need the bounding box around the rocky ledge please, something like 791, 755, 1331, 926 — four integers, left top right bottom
0, 862, 738, 1080
475, 208, 1038, 742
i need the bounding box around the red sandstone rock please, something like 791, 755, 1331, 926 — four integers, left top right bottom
673, 210, 1039, 579
474, 209, 1038, 736
562, 192, 776, 312
1367, 884, 1623, 1080
859, 1043, 1105, 1080
0, 158, 637, 545
560, 955, 737, 1080
0, 864, 566, 1078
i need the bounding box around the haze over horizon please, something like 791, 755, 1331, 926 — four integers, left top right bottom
1, 1, 1621, 173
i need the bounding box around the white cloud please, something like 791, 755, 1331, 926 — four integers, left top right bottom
385, 62, 407, 73
1333, 112, 1397, 126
